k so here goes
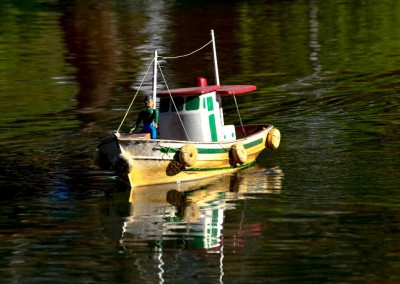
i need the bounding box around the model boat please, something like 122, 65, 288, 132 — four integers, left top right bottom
96, 30, 281, 187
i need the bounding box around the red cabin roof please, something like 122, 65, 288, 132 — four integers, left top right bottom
157, 85, 220, 97
216, 85, 257, 95
157, 85, 256, 97
157, 75, 256, 97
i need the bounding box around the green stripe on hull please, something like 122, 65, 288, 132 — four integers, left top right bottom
158, 146, 227, 155
185, 160, 256, 171
198, 148, 227, 154
157, 137, 264, 154
244, 138, 264, 149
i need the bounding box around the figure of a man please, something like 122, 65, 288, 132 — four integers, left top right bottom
130, 95, 159, 139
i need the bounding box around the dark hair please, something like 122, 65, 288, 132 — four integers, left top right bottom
144, 95, 153, 102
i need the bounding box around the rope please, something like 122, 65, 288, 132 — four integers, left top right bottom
233, 95, 246, 137
160, 39, 213, 60
157, 61, 191, 141
117, 38, 213, 135
116, 57, 155, 133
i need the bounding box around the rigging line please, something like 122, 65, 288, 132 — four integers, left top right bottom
157, 61, 191, 141
160, 39, 213, 60
232, 95, 246, 137
117, 57, 155, 133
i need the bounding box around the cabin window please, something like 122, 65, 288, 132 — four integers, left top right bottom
171, 97, 184, 112
159, 98, 171, 113
186, 96, 200, 111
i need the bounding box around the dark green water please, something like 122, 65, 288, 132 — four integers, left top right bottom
1, 0, 399, 282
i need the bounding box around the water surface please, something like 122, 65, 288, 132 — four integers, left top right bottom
0, 0, 399, 282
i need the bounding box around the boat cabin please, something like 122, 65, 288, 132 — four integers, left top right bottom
157, 78, 256, 142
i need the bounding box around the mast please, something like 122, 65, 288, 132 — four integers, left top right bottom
211, 30, 224, 125
211, 30, 220, 86
152, 50, 158, 108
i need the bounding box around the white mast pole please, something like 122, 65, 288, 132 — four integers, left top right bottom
211, 30, 220, 85
211, 30, 225, 126
152, 50, 158, 108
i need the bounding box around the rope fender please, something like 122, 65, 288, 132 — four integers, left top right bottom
179, 144, 198, 167
230, 142, 247, 165
266, 127, 281, 150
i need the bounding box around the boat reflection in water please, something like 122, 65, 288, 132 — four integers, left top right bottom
119, 166, 283, 253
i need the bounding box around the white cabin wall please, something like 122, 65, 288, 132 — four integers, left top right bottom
181, 113, 211, 141
158, 91, 234, 142
159, 112, 187, 140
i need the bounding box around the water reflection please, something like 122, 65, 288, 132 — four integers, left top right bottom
102, 167, 283, 282
1, 0, 399, 282
308, 0, 321, 77
59, 0, 118, 126
122, 167, 283, 249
